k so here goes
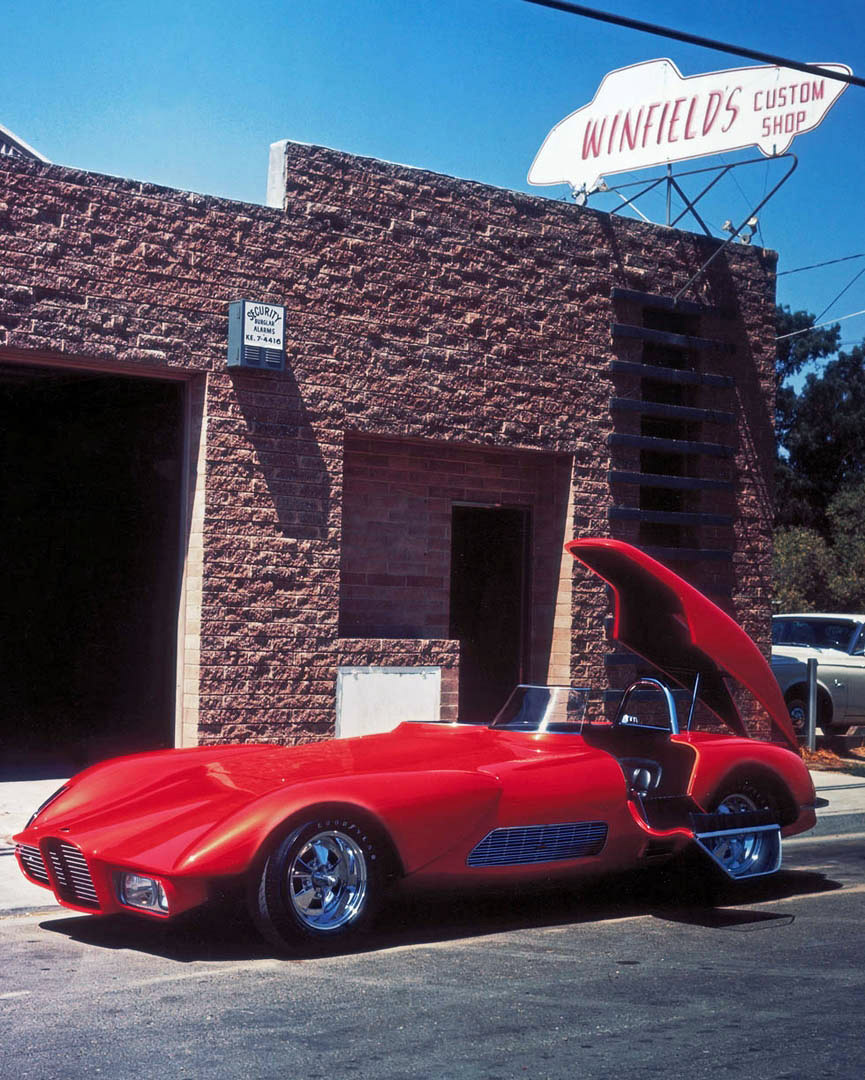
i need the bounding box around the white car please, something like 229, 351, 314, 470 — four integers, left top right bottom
771, 614, 865, 737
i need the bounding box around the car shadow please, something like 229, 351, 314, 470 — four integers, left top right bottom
39, 860, 843, 962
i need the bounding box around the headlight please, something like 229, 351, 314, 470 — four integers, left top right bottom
118, 873, 169, 913
25, 785, 68, 828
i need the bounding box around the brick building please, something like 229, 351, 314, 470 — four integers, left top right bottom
0, 140, 778, 767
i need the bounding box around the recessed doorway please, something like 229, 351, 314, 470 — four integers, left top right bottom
449, 505, 530, 724
1, 363, 185, 775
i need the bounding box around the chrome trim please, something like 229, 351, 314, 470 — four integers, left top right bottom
16, 844, 50, 885
467, 821, 607, 867
686, 672, 701, 732
614, 678, 679, 734
44, 841, 100, 908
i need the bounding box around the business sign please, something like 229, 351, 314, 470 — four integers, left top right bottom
227, 300, 286, 371
528, 59, 851, 194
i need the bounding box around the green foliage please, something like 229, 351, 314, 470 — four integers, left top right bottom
773, 527, 834, 612
775, 305, 840, 385
772, 309, 865, 612
774, 482, 865, 613
776, 344, 865, 532
825, 479, 865, 611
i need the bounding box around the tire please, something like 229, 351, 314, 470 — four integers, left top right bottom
786, 696, 808, 738
787, 694, 851, 738
704, 781, 779, 880
249, 816, 384, 954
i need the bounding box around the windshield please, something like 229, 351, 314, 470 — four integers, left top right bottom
490, 683, 722, 734
490, 686, 590, 733
772, 617, 858, 651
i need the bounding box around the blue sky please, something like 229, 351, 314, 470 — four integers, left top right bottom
3, 1, 864, 353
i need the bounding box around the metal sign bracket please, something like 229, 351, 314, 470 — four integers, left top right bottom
578, 153, 798, 303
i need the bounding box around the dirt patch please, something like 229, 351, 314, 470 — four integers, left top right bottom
803, 743, 865, 776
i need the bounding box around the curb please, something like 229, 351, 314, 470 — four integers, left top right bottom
800, 811, 865, 839
0, 904, 62, 918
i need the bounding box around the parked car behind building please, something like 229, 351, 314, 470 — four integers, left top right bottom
771, 614, 865, 736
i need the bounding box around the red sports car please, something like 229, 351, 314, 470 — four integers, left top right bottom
15, 539, 817, 953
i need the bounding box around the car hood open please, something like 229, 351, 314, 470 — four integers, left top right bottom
567, 539, 797, 749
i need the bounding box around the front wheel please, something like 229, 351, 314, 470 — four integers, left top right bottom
250, 817, 384, 954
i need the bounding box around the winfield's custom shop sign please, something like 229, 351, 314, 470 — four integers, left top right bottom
528, 58, 852, 194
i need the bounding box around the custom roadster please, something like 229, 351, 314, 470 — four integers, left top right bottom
15, 539, 817, 953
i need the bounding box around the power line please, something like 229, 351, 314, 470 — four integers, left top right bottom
777, 254, 865, 277
522, 1, 864, 88
776, 309, 865, 340
815, 265, 865, 323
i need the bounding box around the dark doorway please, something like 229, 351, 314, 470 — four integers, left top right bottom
449, 506, 529, 724
1, 364, 185, 776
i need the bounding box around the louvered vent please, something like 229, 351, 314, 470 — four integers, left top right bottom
467, 821, 607, 867
44, 840, 100, 908
16, 844, 50, 885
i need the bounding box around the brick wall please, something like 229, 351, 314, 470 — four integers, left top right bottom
0, 142, 778, 744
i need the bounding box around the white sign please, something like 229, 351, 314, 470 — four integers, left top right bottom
0, 122, 49, 163
528, 58, 851, 194
335, 667, 442, 738
243, 303, 284, 349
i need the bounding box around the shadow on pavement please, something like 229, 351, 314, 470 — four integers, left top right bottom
39, 859, 843, 962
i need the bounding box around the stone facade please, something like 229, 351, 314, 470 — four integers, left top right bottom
0, 140, 778, 746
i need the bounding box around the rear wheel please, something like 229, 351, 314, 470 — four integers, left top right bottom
787, 693, 851, 738
705, 782, 779, 879
786, 696, 808, 738
250, 816, 384, 954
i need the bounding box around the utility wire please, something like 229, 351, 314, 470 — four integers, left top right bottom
777, 254, 865, 277
815, 265, 865, 323
776, 309, 865, 340
522, 1, 864, 88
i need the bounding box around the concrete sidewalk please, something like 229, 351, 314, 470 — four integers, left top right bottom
803, 768, 865, 838
1, 769, 864, 917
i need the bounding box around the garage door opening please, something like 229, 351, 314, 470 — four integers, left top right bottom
1, 364, 185, 776
449, 506, 529, 725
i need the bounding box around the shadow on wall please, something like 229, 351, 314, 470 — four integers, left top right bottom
228, 366, 332, 542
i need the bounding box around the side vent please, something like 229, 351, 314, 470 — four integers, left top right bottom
467, 821, 607, 867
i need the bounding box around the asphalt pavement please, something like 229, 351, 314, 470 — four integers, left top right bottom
1, 767, 864, 916
2, 833, 865, 1080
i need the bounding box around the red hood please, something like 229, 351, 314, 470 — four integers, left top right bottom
15, 727, 522, 873
567, 539, 797, 749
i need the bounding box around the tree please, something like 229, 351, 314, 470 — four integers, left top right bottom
825, 478, 865, 611
777, 345, 865, 533
773, 527, 835, 612
775, 304, 840, 386
773, 481, 865, 613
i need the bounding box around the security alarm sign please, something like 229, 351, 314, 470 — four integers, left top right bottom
528, 58, 852, 194
227, 300, 286, 371
243, 303, 284, 349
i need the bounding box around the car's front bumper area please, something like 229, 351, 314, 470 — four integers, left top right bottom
14, 836, 208, 918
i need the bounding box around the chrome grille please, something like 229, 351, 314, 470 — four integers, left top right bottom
17, 844, 50, 885
467, 821, 608, 867
44, 840, 100, 908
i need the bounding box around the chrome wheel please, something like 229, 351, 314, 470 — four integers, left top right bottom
250, 816, 385, 953
708, 793, 764, 876
286, 829, 368, 932
787, 698, 807, 737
